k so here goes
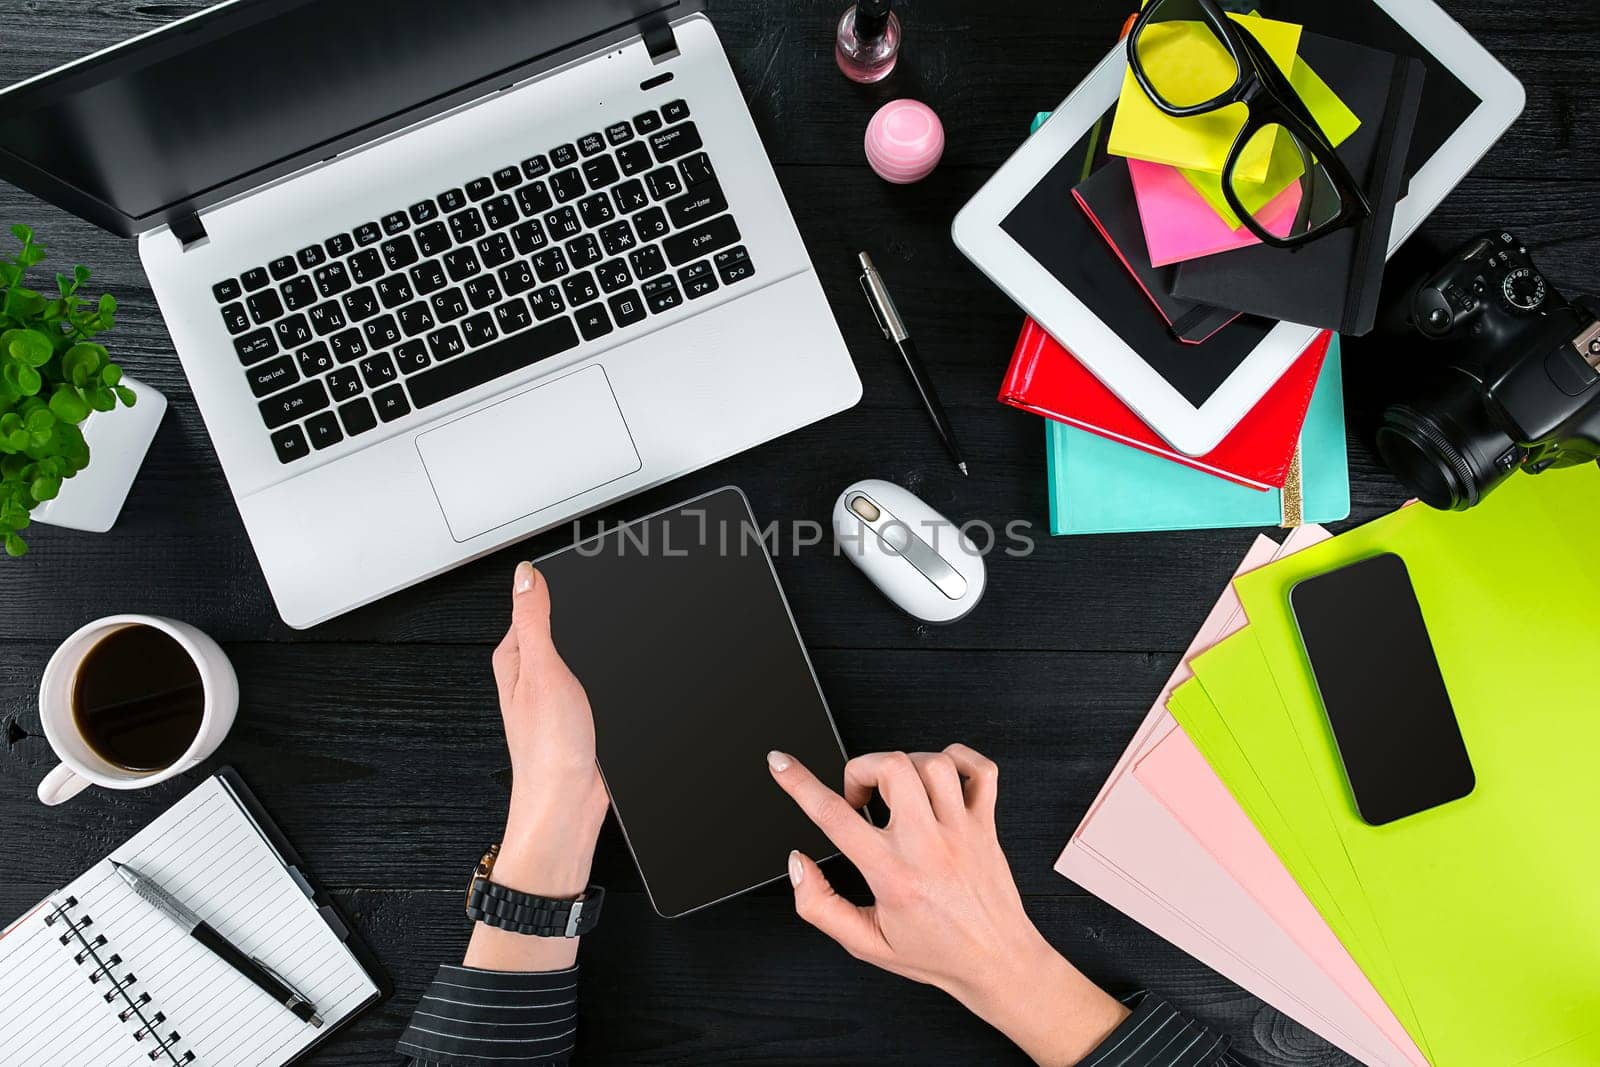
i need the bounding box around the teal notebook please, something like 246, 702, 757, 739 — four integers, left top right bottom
1047, 338, 1351, 535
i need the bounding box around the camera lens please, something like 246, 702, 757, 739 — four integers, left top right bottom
1377, 403, 1520, 510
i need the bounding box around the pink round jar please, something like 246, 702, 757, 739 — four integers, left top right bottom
864, 99, 945, 184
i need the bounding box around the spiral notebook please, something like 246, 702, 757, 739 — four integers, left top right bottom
0, 771, 384, 1066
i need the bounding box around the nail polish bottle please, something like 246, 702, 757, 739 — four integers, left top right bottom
835, 0, 901, 84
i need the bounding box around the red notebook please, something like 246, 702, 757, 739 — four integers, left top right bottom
999, 319, 1333, 491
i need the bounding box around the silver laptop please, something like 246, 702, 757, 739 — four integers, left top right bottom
0, 0, 861, 628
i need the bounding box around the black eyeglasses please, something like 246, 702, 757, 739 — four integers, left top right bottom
1126, 0, 1370, 248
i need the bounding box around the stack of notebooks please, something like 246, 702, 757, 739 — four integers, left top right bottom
1000, 10, 1428, 535
1059, 463, 1600, 1066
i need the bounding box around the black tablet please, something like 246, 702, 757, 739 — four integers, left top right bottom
535, 487, 848, 917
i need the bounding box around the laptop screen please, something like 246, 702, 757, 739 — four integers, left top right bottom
0, 0, 683, 236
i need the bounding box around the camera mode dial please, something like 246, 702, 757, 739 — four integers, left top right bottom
1502, 266, 1547, 312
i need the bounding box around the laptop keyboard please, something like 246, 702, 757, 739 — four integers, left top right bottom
210, 100, 757, 465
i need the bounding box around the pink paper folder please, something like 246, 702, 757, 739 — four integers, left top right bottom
1056, 530, 1427, 1066
1127, 159, 1302, 268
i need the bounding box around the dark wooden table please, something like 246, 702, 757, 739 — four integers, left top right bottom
3, 2, 1595, 1063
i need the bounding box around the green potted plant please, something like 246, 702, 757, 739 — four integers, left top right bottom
0, 224, 166, 556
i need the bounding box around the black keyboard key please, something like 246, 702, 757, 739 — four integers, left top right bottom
664, 214, 740, 266
410, 200, 439, 225
342, 286, 381, 322
466, 176, 495, 201
551, 169, 585, 203
609, 288, 647, 327
629, 245, 667, 279
363, 314, 402, 351
428, 325, 467, 361
214, 278, 242, 303
259, 379, 329, 429
465, 276, 503, 310
582, 155, 620, 190
644, 165, 683, 201
680, 151, 715, 187
275, 313, 313, 348
500, 259, 539, 296
449, 209, 486, 244
577, 193, 615, 229
462, 312, 498, 348
339, 397, 378, 437
221, 302, 250, 335
444, 247, 482, 283
306, 411, 344, 450
397, 301, 437, 337
325, 233, 355, 258
598, 221, 636, 257
578, 132, 606, 157
521, 155, 550, 180
296, 341, 335, 377
596, 258, 631, 293
606, 121, 635, 146
314, 262, 352, 297
394, 340, 431, 374
410, 260, 448, 296
407, 317, 581, 409
667, 180, 728, 229
382, 211, 410, 236
650, 122, 702, 163
617, 142, 653, 176
328, 365, 364, 400
271, 424, 310, 464
373, 384, 411, 423
634, 109, 662, 134
350, 249, 385, 284
483, 195, 519, 231
431, 287, 469, 322
308, 300, 347, 336
662, 99, 690, 123
235, 328, 278, 365
353, 222, 384, 247
527, 284, 566, 321
643, 276, 683, 314
477, 233, 514, 269
562, 271, 599, 307
330, 329, 368, 364
533, 247, 570, 282
574, 302, 612, 341
381, 235, 419, 271
242, 267, 271, 292
417, 221, 452, 258
360, 353, 398, 389
298, 244, 326, 269
679, 260, 720, 300
247, 289, 284, 325
544, 207, 582, 241
376, 275, 415, 310
494, 297, 533, 335
511, 219, 549, 256
715, 245, 755, 285
566, 234, 602, 269
269, 255, 299, 280
281, 276, 317, 312
550, 143, 578, 168
438, 188, 467, 213
246, 355, 299, 397
518, 182, 553, 218
633, 207, 669, 243
494, 165, 523, 191
613, 179, 649, 214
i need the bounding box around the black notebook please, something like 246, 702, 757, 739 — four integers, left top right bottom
0, 770, 385, 1065
1170, 32, 1427, 336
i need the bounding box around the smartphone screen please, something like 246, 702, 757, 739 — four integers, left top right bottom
1290, 553, 1474, 826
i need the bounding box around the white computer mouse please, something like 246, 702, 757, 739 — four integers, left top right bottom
833, 479, 986, 624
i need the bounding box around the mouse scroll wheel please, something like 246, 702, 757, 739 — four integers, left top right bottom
848, 496, 881, 522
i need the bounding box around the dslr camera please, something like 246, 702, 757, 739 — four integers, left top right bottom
1378, 232, 1600, 509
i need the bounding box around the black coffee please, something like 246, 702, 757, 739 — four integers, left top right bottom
72, 625, 206, 773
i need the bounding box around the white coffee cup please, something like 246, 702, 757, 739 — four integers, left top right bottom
37, 615, 239, 806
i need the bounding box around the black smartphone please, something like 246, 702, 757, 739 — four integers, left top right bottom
1289, 553, 1474, 826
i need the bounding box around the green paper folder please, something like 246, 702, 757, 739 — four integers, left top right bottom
1168, 465, 1600, 1066
1046, 338, 1350, 535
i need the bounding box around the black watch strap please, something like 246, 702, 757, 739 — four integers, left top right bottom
467, 880, 605, 938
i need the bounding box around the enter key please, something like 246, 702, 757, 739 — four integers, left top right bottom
666, 179, 728, 228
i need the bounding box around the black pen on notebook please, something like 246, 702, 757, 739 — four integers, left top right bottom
857, 251, 970, 476
112, 861, 324, 1028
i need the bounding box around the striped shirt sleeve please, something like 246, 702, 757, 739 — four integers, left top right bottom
397, 964, 578, 1066
1078, 993, 1257, 1067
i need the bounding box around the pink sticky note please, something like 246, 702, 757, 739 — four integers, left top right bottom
1127, 158, 1303, 268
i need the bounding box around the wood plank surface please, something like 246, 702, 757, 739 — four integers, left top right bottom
1, 1, 1593, 1063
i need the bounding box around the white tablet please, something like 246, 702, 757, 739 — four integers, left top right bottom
952, 0, 1524, 457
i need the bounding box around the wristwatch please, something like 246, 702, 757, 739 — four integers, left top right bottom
465, 844, 605, 937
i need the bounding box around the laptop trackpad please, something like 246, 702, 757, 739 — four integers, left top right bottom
416, 365, 642, 542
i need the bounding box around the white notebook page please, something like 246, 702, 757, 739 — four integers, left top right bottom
0, 778, 379, 1066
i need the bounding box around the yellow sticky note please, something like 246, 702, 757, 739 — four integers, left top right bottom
1180, 56, 1362, 228
1108, 12, 1302, 182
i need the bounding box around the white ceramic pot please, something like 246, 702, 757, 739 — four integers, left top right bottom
30, 374, 167, 534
